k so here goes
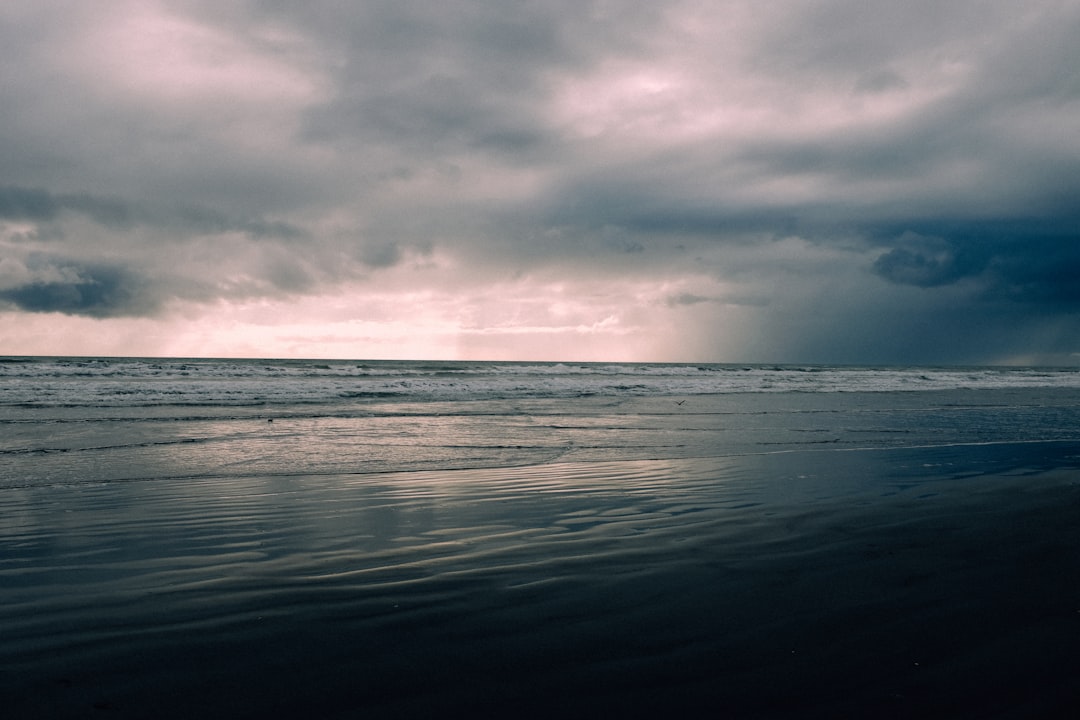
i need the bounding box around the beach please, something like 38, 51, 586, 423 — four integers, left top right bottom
3, 360, 1080, 717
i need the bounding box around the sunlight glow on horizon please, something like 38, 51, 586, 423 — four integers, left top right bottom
0, 274, 741, 362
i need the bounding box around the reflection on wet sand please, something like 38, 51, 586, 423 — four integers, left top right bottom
3, 449, 1080, 718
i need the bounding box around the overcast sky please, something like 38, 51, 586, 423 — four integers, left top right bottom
2, 1, 1078, 363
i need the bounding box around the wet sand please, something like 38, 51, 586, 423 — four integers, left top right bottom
3, 449, 1080, 718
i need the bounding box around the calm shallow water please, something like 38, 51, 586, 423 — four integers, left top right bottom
7, 387, 1080, 489
3, 360, 1080, 717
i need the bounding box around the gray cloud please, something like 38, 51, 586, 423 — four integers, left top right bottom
0, 185, 62, 221
869, 219, 1080, 304
873, 232, 982, 288
1, 184, 305, 238
0, 259, 151, 317
2, 1, 1079, 362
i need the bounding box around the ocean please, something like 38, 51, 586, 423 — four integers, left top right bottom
3, 357, 1080, 717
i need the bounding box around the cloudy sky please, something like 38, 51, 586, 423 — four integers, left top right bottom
2, 1, 1078, 363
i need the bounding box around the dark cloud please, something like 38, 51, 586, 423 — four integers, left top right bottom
871, 220, 1080, 306
1, 184, 305, 238
162, 204, 306, 240
0, 185, 133, 230
665, 292, 712, 307
357, 241, 402, 269
873, 233, 982, 288
0, 185, 59, 221
56, 193, 133, 229
0, 261, 150, 317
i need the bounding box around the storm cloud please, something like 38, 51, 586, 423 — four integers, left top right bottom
1, 1, 1078, 363
0, 261, 148, 317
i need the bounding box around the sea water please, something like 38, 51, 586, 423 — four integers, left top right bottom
3, 358, 1080, 717
4, 357, 1080, 487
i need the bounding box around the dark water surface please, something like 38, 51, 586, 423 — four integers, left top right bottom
4, 446, 1080, 718
4, 363, 1080, 717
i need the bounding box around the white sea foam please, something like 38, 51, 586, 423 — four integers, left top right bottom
2, 357, 1079, 407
